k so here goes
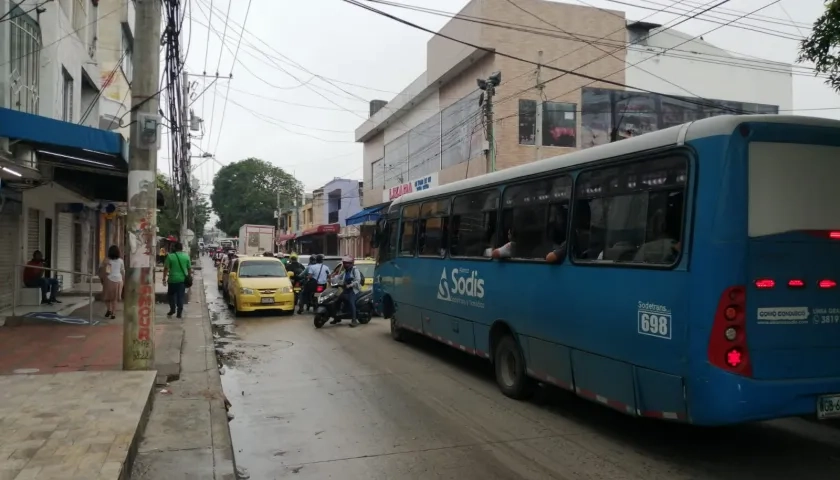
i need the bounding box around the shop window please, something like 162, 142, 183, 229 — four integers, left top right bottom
519, 99, 536, 145
542, 102, 576, 148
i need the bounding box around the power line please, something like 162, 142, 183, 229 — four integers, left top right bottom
203, 0, 233, 153
210, 0, 253, 156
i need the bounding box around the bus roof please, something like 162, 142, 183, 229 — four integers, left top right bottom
390, 114, 840, 210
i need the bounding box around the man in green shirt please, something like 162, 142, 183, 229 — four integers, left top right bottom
162, 242, 192, 319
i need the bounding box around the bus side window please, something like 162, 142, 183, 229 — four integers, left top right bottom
419, 198, 450, 257
399, 204, 421, 257
572, 156, 687, 266
498, 176, 571, 261
450, 189, 499, 258
379, 220, 399, 263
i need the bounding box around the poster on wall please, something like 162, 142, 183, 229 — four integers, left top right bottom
580, 87, 779, 149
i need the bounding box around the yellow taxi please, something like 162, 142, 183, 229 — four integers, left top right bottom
330, 258, 375, 292
216, 260, 226, 290
226, 256, 295, 316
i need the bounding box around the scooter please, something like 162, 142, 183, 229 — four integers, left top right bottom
313, 279, 373, 328
286, 271, 303, 306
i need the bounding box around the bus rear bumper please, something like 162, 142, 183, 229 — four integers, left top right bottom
688, 366, 840, 425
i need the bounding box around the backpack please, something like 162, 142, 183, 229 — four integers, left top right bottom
357, 267, 365, 286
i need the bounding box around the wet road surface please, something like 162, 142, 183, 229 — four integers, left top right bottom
201, 258, 840, 479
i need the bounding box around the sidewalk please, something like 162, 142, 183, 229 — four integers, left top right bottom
0, 272, 234, 479
130, 275, 236, 480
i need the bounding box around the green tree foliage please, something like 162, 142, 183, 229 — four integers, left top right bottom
156, 174, 211, 239
210, 158, 301, 236
799, 0, 840, 93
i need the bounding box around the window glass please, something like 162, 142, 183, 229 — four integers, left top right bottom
378, 220, 398, 263
572, 156, 687, 266
519, 100, 536, 145
371, 158, 384, 189
384, 134, 409, 188
402, 204, 420, 219
239, 261, 287, 278
418, 198, 450, 257
542, 102, 577, 147
499, 176, 571, 260
408, 114, 441, 179
450, 190, 499, 257
442, 91, 483, 169
399, 220, 417, 256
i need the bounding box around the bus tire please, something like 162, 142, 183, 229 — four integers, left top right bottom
390, 315, 405, 342
494, 335, 534, 400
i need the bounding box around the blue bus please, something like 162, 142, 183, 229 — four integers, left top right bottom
372, 114, 840, 426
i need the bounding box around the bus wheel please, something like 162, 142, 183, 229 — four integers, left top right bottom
494, 335, 534, 400
390, 315, 405, 342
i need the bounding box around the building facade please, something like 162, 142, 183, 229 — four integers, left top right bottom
355, 0, 792, 207
0, 0, 134, 312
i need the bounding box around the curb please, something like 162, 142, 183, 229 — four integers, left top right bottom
121, 373, 157, 480
196, 275, 238, 477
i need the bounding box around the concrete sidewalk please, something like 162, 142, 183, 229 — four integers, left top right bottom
131, 275, 236, 480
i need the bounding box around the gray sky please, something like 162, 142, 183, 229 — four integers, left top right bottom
169, 0, 838, 205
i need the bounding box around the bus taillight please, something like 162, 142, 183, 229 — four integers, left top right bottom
819, 279, 837, 289
787, 279, 805, 288
829, 231, 840, 239
754, 279, 775, 289
708, 286, 752, 377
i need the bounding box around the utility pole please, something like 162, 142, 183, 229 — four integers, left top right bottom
477, 71, 501, 173
124, 0, 163, 371
535, 51, 544, 163
180, 70, 190, 256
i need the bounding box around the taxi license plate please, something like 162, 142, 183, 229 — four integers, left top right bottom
817, 395, 840, 419
260, 298, 275, 305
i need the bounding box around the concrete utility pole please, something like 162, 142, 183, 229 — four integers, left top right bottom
180, 70, 190, 255
124, 0, 163, 370
535, 51, 544, 163
477, 71, 501, 173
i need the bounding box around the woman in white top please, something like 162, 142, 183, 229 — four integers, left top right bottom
99, 245, 125, 319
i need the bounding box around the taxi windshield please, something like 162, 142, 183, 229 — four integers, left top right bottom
355, 263, 374, 279
239, 261, 287, 278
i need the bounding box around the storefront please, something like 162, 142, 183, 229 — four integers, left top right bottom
0, 184, 23, 311
276, 232, 297, 253
338, 225, 362, 258
296, 224, 340, 255
344, 202, 390, 260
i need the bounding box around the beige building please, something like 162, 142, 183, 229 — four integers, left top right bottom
355, 0, 627, 207
96, 0, 135, 139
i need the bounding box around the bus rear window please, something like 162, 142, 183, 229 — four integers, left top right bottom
748, 142, 840, 237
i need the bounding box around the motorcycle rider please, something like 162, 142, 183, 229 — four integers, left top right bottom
287, 253, 305, 281
298, 254, 328, 314
331, 256, 362, 327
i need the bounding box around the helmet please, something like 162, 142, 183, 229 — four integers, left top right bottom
263, 251, 274, 257
290, 253, 298, 260
342, 255, 354, 266
315, 254, 324, 263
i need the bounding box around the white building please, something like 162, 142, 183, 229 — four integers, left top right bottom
0, 0, 135, 312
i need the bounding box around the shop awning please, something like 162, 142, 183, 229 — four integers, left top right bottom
0, 107, 126, 163
300, 224, 341, 236
345, 204, 387, 226
276, 233, 296, 242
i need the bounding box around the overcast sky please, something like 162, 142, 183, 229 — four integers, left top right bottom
166, 0, 837, 206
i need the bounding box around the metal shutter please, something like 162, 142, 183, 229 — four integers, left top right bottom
0, 210, 20, 311
56, 212, 75, 292
26, 208, 39, 258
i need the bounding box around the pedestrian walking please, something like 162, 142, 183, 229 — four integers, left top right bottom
162, 242, 192, 319
99, 245, 125, 319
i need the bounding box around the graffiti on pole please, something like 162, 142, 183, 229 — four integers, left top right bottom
125, 170, 156, 369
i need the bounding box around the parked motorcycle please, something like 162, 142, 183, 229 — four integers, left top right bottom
313, 279, 373, 328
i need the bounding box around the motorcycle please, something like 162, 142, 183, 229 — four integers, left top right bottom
287, 271, 303, 306
313, 278, 373, 328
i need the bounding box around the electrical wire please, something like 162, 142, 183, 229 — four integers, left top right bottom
203, 0, 233, 154
0, 0, 51, 23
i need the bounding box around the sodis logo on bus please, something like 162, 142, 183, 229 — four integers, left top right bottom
437, 267, 485, 308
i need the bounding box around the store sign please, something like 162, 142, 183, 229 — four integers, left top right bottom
383, 172, 439, 203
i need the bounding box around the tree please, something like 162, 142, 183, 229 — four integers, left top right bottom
156, 174, 212, 239
210, 158, 302, 236
799, 1, 840, 93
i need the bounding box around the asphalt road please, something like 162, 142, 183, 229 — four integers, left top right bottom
202, 258, 840, 480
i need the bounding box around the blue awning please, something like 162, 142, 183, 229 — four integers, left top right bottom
345, 204, 387, 226
0, 107, 126, 162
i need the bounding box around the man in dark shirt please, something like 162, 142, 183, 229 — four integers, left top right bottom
23, 250, 61, 304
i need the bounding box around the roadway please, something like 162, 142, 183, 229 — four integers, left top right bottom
201, 258, 840, 479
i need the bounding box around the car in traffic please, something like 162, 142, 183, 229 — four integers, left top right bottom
225, 256, 295, 316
